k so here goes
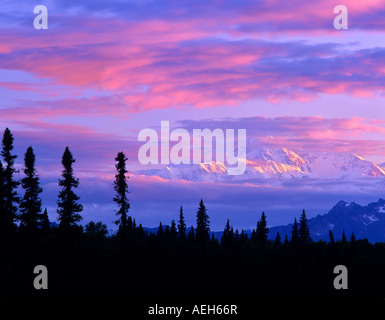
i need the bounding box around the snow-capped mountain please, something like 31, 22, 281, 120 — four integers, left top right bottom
269, 198, 385, 243
137, 147, 385, 182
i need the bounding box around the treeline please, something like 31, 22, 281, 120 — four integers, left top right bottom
1, 127, 385, 301
0, 127, 135, 237
0, 127, 358, 245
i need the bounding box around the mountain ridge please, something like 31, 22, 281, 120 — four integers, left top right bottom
139, 199, 385, 243
136, 147, 385, 182
268, 198, 385, 243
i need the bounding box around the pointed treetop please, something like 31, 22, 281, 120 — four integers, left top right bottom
291, 218, 299, 245
298, 209, 312, 245
177, 205, 187, 238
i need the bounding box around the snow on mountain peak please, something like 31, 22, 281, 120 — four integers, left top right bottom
199, 161, 227, 174
137, 147, 385, 183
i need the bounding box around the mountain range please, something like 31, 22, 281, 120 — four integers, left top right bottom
268, 198, 385, 243
137, 147, 385, 183
211, 199, 385, 243
137, 148, 385, 242
142, 199, 385, 243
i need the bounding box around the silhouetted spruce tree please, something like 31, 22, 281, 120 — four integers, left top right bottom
177, 206, 186, 238
221, 219, 234, 247
157, 222, 164, 239
165, 225, 170, 240
328, 230, 335, 245
256, 211, 269, 245
57, 147, 83, 229
195, 199, 210, 243
341, 230, 347, 244
349, 232, 357, 256
291, 218, 299, 245
234, 229, 239, 245
113, 152, 130, 236
136, 223, 146, 241
40, 208, 50, 231
250, 229, 257, 241
210, 233, 217, 244
284, 234, 289, 245
85, 221, 108, 239
1, 128, 19, 233
239, 229, 248, 245
170, 219, 178, 239
298, 209, 311, 245
19, 146, 43, 232
127, 216, 135, 232
187, 225, 195, 241
274, 232, 282, 246
0, 161, 5, 223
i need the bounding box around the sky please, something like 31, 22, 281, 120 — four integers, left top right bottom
1, 0, 385, 231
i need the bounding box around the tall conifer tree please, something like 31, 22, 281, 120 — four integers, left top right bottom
256, 211, 269, 245
221, 219, 234, 247
274, 232, 282, 246
170, 219, 178, 239
19, 146, 43, 232
177, 206, 186, 238
291, 218, 299, 245
341, 230, 347, 244
0, 161, 5, 223
1, 128, 19, 233
57, 147, 83, 229
298, 209, 312, 245
113, 152, 130, 236
40, 208, 50, 231
187, 225, 195, 241
328, 230, 335, 245
195, 199, 210, 242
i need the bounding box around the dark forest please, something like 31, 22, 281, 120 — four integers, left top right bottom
1, 127, 385, 304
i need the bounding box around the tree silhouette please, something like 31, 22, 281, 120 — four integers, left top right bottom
284, 234, 289, 245
157, 221, 164, 239
291, 218, 299, 245
113, 151, 130, 236
195, 199, 210, 243
1, 128, 19, 233
328, 230, 335, 245
57, 147, 83, 229
341, 230, 347, 244
221, 219, 234, 247
250, 228, 257, 241
298, 209, 311, 245
239, 229, 248, 245
40, 208, 50, 231
177, 206, 186, 238
274, 232, 282, 246
165, 225, 170, 240
19, 146, 43, 232
0, 161, 5, 227
256, 211, 269, 245
170, 219, 178, 239
85, 221, 108, 239
349, 232, 357, 256
187, 225, 195, 241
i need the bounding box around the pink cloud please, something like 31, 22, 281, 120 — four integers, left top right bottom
0, 3, 384, 116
